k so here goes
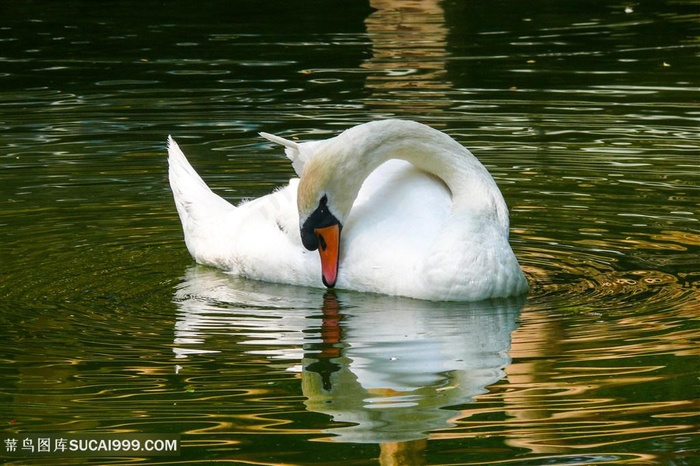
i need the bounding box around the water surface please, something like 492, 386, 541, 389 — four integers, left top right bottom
1, 0, 698, 464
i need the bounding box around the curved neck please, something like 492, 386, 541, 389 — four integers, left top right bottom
325, 120, 509, 229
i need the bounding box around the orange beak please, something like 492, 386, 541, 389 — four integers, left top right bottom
314, 224, 340, 288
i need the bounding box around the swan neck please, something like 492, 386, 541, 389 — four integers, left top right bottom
348, 121, 501, 209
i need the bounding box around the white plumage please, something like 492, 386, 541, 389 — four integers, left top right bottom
168, 120, 529, 301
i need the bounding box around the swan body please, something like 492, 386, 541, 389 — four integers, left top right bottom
168, 119, 528, 301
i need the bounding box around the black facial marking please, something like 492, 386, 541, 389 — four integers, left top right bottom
301, 196, 341, 251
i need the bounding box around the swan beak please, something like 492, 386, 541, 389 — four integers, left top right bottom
314, 224, 340, 288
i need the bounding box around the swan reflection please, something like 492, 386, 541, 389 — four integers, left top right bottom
172, 267, 524, 444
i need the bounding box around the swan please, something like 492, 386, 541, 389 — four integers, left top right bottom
168, 119, 529, 301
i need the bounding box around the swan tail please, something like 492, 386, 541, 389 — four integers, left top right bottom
259, 132, 298, 151
167, 136, 236, 242
168, 136, 211, 200
259, 132, 309, 176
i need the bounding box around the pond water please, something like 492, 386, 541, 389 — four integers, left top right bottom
1, 0, 698, 464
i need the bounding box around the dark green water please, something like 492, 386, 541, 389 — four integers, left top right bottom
1, 0, 698, 464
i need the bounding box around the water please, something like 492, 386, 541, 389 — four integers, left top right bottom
1, 0, 698, 464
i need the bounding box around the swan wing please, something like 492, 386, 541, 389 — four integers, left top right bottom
340, 162, 453, 295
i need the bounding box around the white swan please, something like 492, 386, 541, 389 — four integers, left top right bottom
168, 119, 528, 301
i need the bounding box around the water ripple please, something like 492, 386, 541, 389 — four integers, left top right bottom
0, 1, 698, 463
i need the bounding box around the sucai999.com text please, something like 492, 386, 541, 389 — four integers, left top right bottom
2, 433, 179, 457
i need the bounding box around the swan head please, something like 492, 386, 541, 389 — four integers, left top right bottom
297, 147, 364, 288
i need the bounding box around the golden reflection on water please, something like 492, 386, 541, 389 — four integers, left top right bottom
460, 296, 700, 457
362, 0, 452, 115
169, 264, 698, 464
